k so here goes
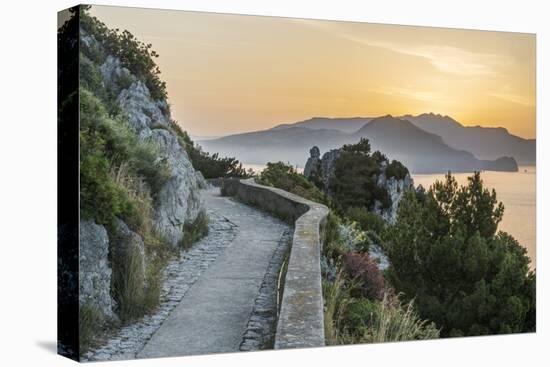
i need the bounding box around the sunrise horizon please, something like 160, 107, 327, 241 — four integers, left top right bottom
90, 5, 536, 139
187, 111, 536, 140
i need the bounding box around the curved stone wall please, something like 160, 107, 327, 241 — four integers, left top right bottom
215, 178, 329, 348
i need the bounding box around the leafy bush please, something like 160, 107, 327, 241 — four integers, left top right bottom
189, 146, 250, 179
385, 159, 409, 180
346, 206, 386, 234
342, 252, 386, 301
257, 162, 327, 204
386, 172, 536, 336
165, 119, 250, 179
339, 222, 371, 253
80, 7, 167, 100
331, 138, 391, 212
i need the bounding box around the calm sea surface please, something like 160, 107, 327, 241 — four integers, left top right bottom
413, 166, 536, 268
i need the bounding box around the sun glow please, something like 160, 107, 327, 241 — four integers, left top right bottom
90, 6, 536, 138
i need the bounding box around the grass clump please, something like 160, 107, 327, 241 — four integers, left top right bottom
180, 210, 209, 249
321, 210, 439, 346
111, 240, 145, 323
79, 302, 106, 353
342, 294, 440, 343
323, 272, 354, 345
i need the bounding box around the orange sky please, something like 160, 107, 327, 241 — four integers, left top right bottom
90, 5, 536, 139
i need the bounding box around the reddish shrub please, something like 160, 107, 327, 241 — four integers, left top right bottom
343, 251, 386, 301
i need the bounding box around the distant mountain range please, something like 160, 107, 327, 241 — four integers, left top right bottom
198, 113, 532, 174
401, 113, 535, 165
271, 117, 371, 134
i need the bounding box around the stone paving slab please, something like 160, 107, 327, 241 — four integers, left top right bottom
137, 188, 289, 359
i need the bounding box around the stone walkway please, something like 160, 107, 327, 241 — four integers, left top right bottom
84, 187, 290, 361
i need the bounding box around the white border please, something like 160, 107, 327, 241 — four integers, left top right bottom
0, 0, 547, 366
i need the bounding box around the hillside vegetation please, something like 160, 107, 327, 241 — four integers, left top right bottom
59, 6, 252, 354
258, 138, 535, 345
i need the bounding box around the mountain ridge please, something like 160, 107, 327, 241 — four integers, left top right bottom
259, 112, 534, 165
199, 114, 519, 173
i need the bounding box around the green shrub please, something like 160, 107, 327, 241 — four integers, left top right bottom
79, 88, 170, 226
80, 8, 167, 100
165, 119, 250, 179
331, 138, 391, 212
346, 206, 386, 234
385, 159, 409, 180
189, 146, 250, 179
257, 162, 327, 204
386, 172, 536, 336
180, 210, 209, 249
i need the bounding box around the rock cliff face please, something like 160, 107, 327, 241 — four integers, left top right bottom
79, 221, 115, 318
304, 146, 413, 223
100, 52, 204, 245
372, 160, 414, 223
78, 28, 206, 321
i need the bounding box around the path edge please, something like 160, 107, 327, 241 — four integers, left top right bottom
210, 177, 329, 349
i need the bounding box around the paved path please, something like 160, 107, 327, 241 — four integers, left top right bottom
137, 188, 290, 359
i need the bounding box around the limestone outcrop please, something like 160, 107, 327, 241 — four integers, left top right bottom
304, 146, 413, 223
77, 26, 208, 325
79, 221, 115, 318
83, 28, 205, 247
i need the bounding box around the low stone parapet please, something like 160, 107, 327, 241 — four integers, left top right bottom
213, 178, 329, 348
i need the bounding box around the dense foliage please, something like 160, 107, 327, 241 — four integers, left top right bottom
80, 6, 167, 100
71, 9, 213, 350
386, 172, 536, 336
323, 270, 439, 345
331, 138, 391, 213
385, 159, 409, 180
345, 206, 387, 234
257, 162, 327, 204
162, 118, 250, 179
79, 89, 170, 227
187, 146, 250, 179
321, 213, 438, 344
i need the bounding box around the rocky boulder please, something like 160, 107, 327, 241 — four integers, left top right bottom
303, 146, 321, 177
79, 220, 115, 318
373, 171, 414, 223
304, 146, 340, 196
151, 129, 203, 245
